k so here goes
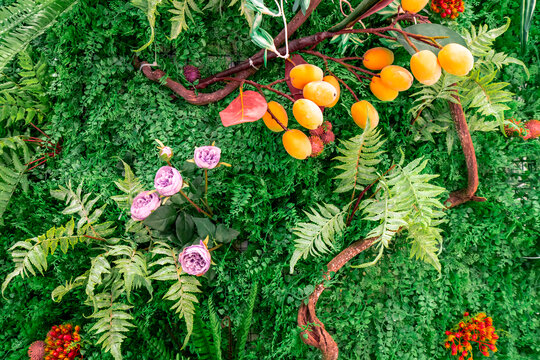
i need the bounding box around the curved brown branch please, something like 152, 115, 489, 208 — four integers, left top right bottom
445, 92, 487, 207
135, 0, 324, 105
297, 237, 376, 360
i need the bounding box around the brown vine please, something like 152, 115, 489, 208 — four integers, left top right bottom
445, 92, 487, 207
297, 237, 377, 360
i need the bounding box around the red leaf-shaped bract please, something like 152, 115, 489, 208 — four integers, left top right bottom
219, 90, 268, 127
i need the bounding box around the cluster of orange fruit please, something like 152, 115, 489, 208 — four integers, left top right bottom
44, 324, 82, 360
445, 312, 500, 360
363, 42, 474, 101
262, 64, 342, 159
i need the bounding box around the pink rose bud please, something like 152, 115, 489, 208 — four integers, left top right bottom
131, 191, 161, 221
159, 146, 173, 162
179, 240, 211, 276
194, 146, 221, 169
154, 166, 183, 196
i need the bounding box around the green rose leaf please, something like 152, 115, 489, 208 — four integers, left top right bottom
143, 205, 177, 232
396, 23, 468, 55
215, 224, 240, 244
193, 217, 216, 239
175, 213, 195, 244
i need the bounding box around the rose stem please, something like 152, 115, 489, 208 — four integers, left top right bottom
203, 169, 214, 215
179, 189, 212, 218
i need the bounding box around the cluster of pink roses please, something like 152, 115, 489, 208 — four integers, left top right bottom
129, 144, 225, 276
130, 145, 223, 222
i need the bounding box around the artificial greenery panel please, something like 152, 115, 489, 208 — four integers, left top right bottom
0, 0, 539, 359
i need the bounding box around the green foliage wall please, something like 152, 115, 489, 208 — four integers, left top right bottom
0, 0, 538, 359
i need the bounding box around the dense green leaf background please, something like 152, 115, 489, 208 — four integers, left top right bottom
0, 0, 538, 359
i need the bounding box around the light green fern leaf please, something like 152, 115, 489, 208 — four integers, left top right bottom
387, 157, 446, 227
1, 218, 86, 295
333, 125, 385, 193
131, 0, 162, 52
109, 245, 153, 301
89, 280, 134, 360
86, 254, 111, 304
170, 0, 201, 39
462, 17, 510, 57
475, 50, 529, 78
149, 241, 202, 348
0, 0, 79, 71
51, 180, 106, 232
409, 72, 461, 119
408, 224, 443, 272
111, 160, 145, 212
289, 203, 347, 273
52, 272, 88, 302
459, 70, 513, 123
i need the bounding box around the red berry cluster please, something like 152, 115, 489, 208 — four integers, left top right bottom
309, 121, 335, 157
444, 312, 500, 360
431, 0, 465, 19
44, 324, 82, 360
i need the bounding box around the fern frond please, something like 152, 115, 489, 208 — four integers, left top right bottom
192, 308, 218, 360
130, 0, 161, 52
333, 126, 385, 193
111, 160, 144, 212
208, 297, 222, 360
235, 282, 258, 360
169, 0, 201, 39
459, 70, 513, 123
89, 280, 134, 360
360, 181, 408, 251
133, 317, 179, 360
387, 157, 446, 227
0, 50, 50, 127
475, 50, 529, 78
86, 254, 111, 305
408, 224, 442, 272
289, 203, 347, 274
109, 245, 153, 301
50, 180, 106, 233
409, 72, 460, 119
2, 218, 86, 295
462, 17, 510, 57
149, 241, 202, 348
0, 137, 31, 223
125, 219, 153, 243
0, 0, 78, 71
52, 272, 88, 302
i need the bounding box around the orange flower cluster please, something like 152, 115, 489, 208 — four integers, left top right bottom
431, 0, 465, 19
444, 312, 500, 360
44, 324, 82, 360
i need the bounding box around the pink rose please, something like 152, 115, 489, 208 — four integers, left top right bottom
194, 146, 221, 169
154, 166, 183, 196
131, 191, 161, 221
159, 146, 173, 161
179, 241, 211, 276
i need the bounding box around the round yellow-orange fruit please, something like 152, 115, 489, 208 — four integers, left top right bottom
303, 81, 338, 107
363, 47, 394, 70
292, 99, 324, 129
323, 76, 341, 108
410, 50, 442, 85
282, 129, 312, 159
401, 0, 429, 13
290, 64, 324, 90
437, 43, 474, 76
351, 100, 379, 129
380, 65, 414, 91
370, 76, 399, 101
262, 101, 288, 132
